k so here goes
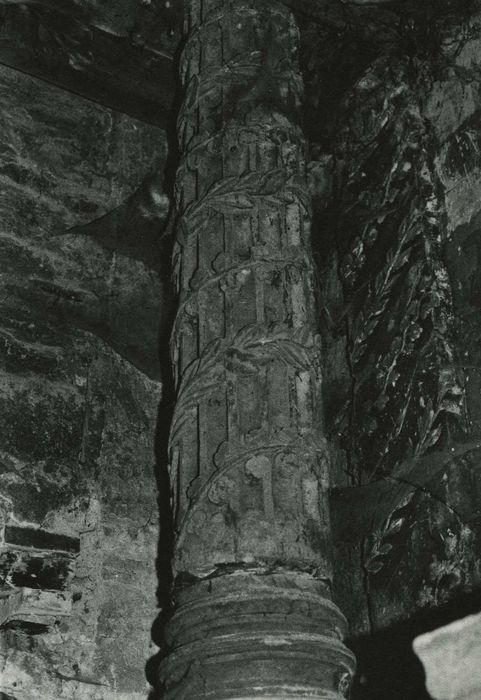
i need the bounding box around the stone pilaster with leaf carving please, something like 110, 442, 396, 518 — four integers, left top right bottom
158, 1, 356, 697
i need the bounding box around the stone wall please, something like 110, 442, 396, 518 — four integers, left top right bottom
0, 64, 168, 699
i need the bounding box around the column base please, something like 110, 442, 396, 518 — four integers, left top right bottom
158, 570, 355, 699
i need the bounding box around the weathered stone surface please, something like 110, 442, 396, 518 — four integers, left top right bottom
0, 2, 178, 126
291, 7, 481, 697
160, 572, 354, 699
0, 588, 71, 629
0, 63, 169, 379
0, 0, 472, 130
4, 0, 481, 697
0, 63, 167, 699
157, 0, 355, 697
414, 612, 481, 700
314, 50, 466, 641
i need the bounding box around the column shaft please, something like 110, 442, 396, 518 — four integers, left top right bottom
159, 1, 356, 696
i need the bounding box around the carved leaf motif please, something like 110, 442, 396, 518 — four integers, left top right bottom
259, 169, 288, 194
415, 367, 464, 455
169, 339, 223, 450
200, 57, 262, 88
184, 74, 199, 111
226, 324, 313, 374
333, 79, 465, 483
280, 182, 311, 213
364, 501, 410, 576
182, 169, 306, 227
209, 193, 255, 212
179, 58, 262, 130
421, 423, 443, 452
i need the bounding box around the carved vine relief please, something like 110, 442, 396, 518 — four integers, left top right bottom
158, 3, 359, 697
166, 0, 338, 578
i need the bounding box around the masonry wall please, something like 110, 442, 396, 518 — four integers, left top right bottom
0, 64, 168, 699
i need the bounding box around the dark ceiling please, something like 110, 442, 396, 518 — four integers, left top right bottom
0, 0, 475, 128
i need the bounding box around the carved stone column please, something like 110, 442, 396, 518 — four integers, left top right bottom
158, 1, 356, 696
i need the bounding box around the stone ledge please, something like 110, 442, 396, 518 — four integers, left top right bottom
0, 587, 71, 628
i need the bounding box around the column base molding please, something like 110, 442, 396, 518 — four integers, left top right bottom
158, 570, 355, 699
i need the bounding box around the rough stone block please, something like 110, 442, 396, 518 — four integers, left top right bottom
413, 612, 481, 700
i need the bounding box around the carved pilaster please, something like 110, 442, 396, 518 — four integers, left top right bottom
159, 1, 355, 696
